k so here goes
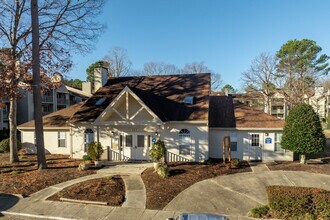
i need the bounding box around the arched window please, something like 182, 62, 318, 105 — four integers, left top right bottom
179, 129, 191, 155
84, 129, 94, 152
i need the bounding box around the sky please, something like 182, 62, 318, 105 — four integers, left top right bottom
68, 0, 330, 91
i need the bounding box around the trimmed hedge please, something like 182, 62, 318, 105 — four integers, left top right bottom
266, 185, 330, 219
0, 138, 22, 153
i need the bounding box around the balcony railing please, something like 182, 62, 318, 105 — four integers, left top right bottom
2, 112, 8, 120
57, 98, 67, 105
42, 96, 53, 103
70, 99, 77, 105
42, 111, 51, 116
271, 109, 284, 114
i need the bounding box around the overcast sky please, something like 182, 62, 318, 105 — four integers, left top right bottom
68, 0, 330, 91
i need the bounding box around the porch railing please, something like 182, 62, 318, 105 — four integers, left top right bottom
166, 151, 190, 162
108, 149, 130, 161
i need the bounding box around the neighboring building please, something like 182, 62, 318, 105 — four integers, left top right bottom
19, 71, 292, 162
307, 87, 329, 122
1, 97, 10, 130
16, 84, 91, 126
234, 87, 330, 121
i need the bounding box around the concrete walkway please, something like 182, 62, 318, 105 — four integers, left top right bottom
164, 171, 330, 216
0, 162, 154, 219
248, 162, 270, 173
1, 162, 330, 219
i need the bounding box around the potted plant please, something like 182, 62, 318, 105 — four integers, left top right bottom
79, 154, 92, 171
149, 140, 166, 169
88, 142, 104, 167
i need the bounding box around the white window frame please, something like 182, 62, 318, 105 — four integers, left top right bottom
274, 133, 284, 152
84, 129, 94, 152
251, 134, 260, 147
58, 132, 66, 148
179, 129, 191, 155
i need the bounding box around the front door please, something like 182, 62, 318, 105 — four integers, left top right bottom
249, 133, 263, 161
123, 133, 150, 160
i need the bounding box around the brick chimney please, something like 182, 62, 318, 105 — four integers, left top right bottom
94, 61, 108, 92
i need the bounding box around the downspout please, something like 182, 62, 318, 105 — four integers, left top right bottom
97, 125, 100, 143
69, 125, 73, 158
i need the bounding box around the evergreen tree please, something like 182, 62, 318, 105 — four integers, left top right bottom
281, 103, 325, 163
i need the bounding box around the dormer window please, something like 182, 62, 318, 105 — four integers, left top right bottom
183, 96, 196, 105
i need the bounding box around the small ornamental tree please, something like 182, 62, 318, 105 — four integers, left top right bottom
281, 103, 326, 164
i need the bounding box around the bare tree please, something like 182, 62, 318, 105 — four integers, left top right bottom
143, 62, 179, 75
0, 0, 105, 164
182, 61, 222, 91
241, 53, 278, 114
181, 61, 210, 74
103, 47, 132, 77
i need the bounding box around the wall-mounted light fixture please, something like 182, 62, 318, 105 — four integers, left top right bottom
265, 132, 269, 136
155, 131, 159, 136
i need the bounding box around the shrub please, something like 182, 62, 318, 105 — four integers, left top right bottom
313, 191, 330, 219
156, 163, 169, 178
266, 185, 329, 219
87, 142, 104, 161
0, 138, 22, 153
248, 205, 270, 218
82, 154, 92, 161
230, 158, 240, 168
149, 140, 166, 162
281, 103, 326, 163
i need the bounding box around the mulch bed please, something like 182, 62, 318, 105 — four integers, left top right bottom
266, 160, 330, 175
48, 176, 125, 206
141, 160, 251, 210
0, 153, 98, 196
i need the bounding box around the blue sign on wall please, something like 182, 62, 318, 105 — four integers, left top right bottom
265, 137, 272, 144
152, 138, 157, 143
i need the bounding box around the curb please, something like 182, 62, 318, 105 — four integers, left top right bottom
1, 211, 78, 220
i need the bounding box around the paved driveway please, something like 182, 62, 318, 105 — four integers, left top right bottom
164, 171, 330, 216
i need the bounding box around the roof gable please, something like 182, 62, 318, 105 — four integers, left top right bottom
70, 73, 210, 123
94, 86, 162, 124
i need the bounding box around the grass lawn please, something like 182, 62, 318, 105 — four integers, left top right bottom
141, 160, 252, 210
48, 176, 125, 206
266, 160, 330, 175
0, 153, 98, 196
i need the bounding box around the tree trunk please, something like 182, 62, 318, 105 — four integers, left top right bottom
31, 0, 47, 169
300, 154, 306, 164
9, 97, 19, 163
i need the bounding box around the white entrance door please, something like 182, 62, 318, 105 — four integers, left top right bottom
249, 133, 263, 161
123, 133, 150, 160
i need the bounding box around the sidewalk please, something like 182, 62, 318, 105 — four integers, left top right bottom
0, 163, 288, 220
0, 162, 174, 220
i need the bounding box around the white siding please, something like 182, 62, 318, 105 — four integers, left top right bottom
21, 130, 71, 155
161, 123, 209, 162
209, 129, 293, 161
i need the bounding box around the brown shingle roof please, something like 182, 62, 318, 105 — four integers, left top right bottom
18, 102, 84, 129
209, 96, 284, 128
70, 73, 210, 122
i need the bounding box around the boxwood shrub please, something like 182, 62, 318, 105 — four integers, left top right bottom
0, 138, 22, 153
266, 185, 330, 219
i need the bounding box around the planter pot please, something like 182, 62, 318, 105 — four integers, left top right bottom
153, 162, 161, 169
94, 160, 102, 168
78, 162, 90, 171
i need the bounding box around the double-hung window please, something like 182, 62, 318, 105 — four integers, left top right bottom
274, 133, 284, 152
58, 132, 66, 148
